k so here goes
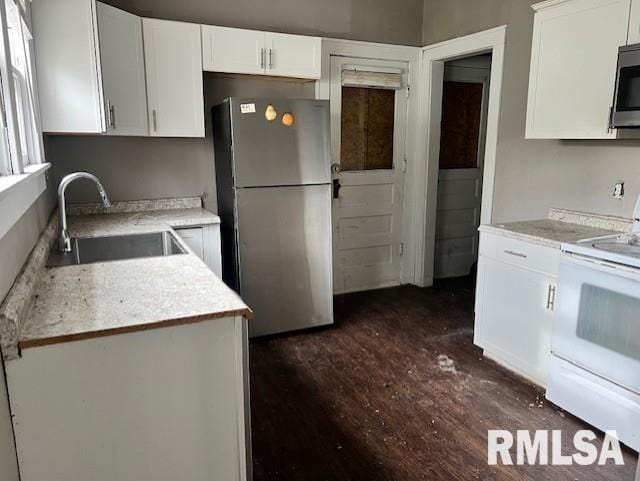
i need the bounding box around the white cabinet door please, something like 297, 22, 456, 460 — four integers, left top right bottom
175, 225, 222, 278
32, 0, 105, 133
96, 2, 148, 136
175, 227, 205, 260
202, 25, 265, 75
629, 0, 640, 44
143, 19, 204, 137
526, 0, 630, 139
265, 32, 321, 79
475, 255, 555, 386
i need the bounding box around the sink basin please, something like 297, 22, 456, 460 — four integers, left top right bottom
47, 231, 186, 267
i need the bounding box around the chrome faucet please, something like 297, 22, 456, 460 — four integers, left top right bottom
58, 172, 112, 253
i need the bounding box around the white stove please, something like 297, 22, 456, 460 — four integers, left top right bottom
563, 232, 640, 268
547, 197, 640, 452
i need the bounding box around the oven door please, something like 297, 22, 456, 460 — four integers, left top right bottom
553, 253, 640, 394
612, 45, 640, 128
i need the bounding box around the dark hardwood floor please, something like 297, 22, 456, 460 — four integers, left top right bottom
249, 279, 637, 481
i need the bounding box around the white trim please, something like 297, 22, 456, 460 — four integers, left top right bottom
531, 0, 575, 11
0, 162, 49, 239
415, 26, 507, 287
317, 37, 422, 286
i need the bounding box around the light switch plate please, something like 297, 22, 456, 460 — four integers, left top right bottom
613, 181, 625, 199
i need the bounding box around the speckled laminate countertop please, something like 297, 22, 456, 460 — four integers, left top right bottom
0, 198, 251, 359
479, 208, 632, 248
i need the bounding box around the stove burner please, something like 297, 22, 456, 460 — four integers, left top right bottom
591, 241, 640, 259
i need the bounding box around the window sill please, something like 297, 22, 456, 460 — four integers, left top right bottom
0, 163, 50, 240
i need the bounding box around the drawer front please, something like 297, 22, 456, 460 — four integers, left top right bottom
479, 232, 559, 276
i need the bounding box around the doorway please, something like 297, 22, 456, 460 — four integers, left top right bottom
415, 26, 506, 287
329, 56, 409, 294
434, 54, 491, 280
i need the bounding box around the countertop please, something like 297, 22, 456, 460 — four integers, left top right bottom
0, 198, 251, 359
478, 208, 631, 249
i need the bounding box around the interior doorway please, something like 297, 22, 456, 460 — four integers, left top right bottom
434, 54, 492, 280
414, 26, 506, 288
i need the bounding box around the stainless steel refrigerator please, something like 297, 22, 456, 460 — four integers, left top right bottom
212, 98, 333, 337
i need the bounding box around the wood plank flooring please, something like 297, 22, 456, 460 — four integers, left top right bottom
249, 279, 637, 480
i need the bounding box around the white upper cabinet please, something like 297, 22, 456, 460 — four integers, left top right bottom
96, 2, 148, 136
629, 0, 640, 44
143, 19, 205, 138
202, 25, 265, 75
32, 0, 147, 135
526, 0, 631, 139
265, 32, 321, 79
201, 25, 321, 79
32, 0, 105, 133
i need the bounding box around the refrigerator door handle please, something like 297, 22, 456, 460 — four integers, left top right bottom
333, 179, 341, 199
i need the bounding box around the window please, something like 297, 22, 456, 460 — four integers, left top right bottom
438, 81, 484, 170
0, 0, 43, 175
340, 86, 395, 171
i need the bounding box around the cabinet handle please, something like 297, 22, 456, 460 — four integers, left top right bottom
109, 103, 116, 129
106, 100, 112, 129
152, 109, 157, 131
268, 48, 274, 69
504, 249, 527, 259
260, 48, 265, 69
546, 284, 556, 311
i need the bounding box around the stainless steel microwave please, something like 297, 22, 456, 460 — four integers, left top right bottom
612, 43, 640, 128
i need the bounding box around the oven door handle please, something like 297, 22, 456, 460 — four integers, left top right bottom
546, 284, 557, 311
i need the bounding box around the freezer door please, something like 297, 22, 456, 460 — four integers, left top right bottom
230, 98, 331, 187
236, 184, 333, 337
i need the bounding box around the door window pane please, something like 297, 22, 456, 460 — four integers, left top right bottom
340, 86, 394, 171
577, 284, 640, 361
439, 81, 483, 170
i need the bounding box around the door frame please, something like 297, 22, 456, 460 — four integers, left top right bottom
414, 26, 507, 287
316, 38, 422, 286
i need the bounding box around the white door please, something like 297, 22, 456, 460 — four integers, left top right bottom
96, 2, 148, 136
265, 32, 321, 79
143, 19, 204, 137
330, 57, 408, 294
202, 25, 265, 75
435, 60, 490, 278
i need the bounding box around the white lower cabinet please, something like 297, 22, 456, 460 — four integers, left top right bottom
6, 316, 250, 481
175, 224, 221, 277
474, 232, 558, 387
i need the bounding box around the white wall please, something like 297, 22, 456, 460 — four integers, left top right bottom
423, 0, 640, 222
103, 0, 424, 47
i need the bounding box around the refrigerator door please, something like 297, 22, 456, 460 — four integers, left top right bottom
229, 98, 331, 187
236, 184, 333, 337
